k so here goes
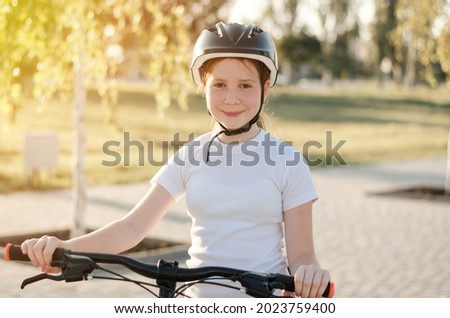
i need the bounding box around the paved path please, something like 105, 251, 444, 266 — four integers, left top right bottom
0, 156, 448, 298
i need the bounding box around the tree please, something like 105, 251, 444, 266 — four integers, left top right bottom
263, 0, 302, 33
390, 0, 447, 87
372, 0, 400, 83
278, 32, 322, 81
0, 0, 66, 127
0, 0, 192, 237
279, 32, 322, 67
316, 0, 363, 83
260, 0, 304, 84
326, 25, 364, 79
180, 0, 231, 41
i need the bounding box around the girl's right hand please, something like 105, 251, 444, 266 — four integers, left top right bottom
21, 235, 68, 273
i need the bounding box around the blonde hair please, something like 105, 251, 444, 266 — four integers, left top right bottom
198, 57, 272, 131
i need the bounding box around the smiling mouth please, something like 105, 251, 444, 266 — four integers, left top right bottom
222, 111, 244, 117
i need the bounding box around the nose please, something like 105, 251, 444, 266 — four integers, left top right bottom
224, 89, 240, 105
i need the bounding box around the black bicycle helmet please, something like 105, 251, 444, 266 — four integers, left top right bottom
191, 22, 278, 87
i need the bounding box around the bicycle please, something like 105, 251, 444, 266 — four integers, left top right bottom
4, 243, 334, 298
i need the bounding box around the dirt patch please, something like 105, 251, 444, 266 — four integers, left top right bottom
370, 186, 450, 202
0, 229, 183, 254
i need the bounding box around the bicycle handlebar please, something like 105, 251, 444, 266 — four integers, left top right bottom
5, 243, 334, 298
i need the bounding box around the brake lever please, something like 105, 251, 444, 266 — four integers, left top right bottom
20, 253, 98, 289
21, 273, 66, 289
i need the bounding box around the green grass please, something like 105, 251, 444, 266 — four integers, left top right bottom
266, 83, 450, 166
0, 81, 449, 193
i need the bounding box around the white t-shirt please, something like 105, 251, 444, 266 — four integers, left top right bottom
151, 129, 318, 297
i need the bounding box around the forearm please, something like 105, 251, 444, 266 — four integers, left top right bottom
66, 217, 143, 254
66, 183, 173, 254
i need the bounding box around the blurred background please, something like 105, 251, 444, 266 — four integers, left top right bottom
1, 0, 449, 193
0, 0, 449, 298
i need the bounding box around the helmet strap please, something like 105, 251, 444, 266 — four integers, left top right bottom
205, 91, 264, 162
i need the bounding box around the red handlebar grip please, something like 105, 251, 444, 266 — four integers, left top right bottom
328, 282, 335, 298
4, 243, 11, 261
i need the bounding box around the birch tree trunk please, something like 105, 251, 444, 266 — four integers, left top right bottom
71, 11, 87, 238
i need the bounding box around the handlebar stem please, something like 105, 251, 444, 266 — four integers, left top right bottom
156, 259, 179, 297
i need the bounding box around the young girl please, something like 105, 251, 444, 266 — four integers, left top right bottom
20, 22, 330, 298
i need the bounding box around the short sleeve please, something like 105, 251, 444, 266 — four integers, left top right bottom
281, 153, 318, 212
150, 149, 186, 201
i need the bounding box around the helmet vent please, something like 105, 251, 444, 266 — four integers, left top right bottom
208, 23, 223, 37
249, 25, 263, 38
228, 23, 246, 45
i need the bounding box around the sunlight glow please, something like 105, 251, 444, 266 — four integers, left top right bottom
227, 0, 268, 23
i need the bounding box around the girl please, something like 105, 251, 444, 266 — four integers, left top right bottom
20, 22, 330, 298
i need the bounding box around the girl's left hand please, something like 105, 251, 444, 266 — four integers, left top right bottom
288, 264, 330, 298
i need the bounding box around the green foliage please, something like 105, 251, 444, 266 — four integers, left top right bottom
389, 0, 448, 86
142, 4, 191, 113
0, 0, 192, 130
0, 0, 64, 125
371, 0, 397, 64
278, 32, 322, 68
325, 26, 367, 79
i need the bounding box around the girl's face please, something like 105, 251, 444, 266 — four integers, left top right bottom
205, 58, 270, 131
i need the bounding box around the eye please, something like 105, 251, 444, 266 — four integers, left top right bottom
213, 82, 225, 88
240, 83, 252, 89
